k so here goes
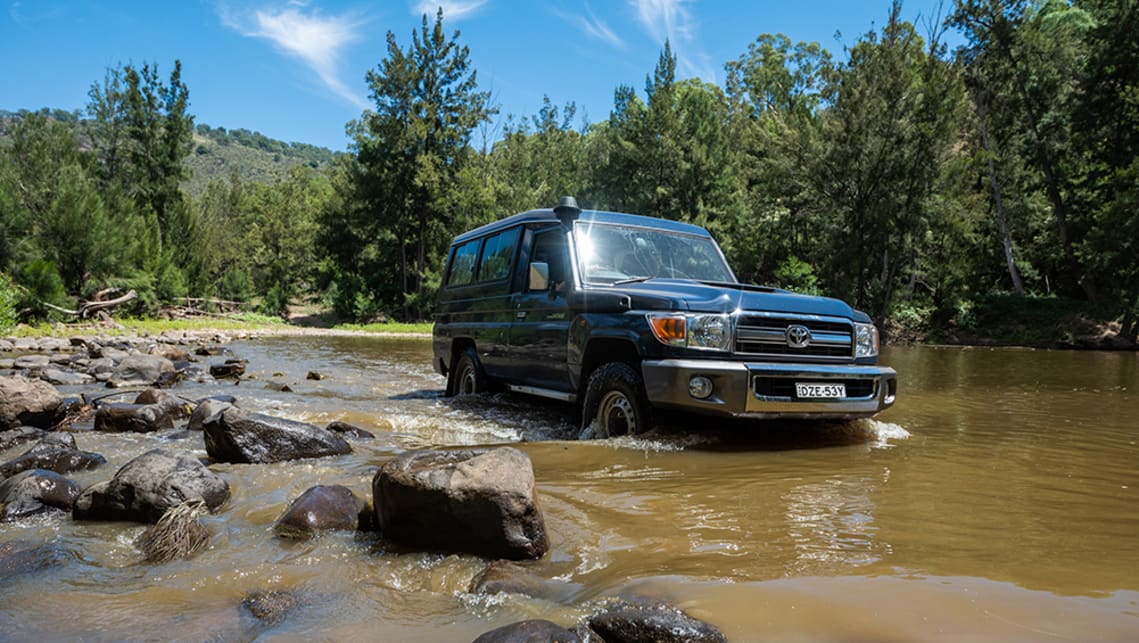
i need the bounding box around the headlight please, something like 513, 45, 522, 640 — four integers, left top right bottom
854, 322, 879, 358
647, 313, 732, 351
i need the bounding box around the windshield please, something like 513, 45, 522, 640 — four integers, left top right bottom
574, 221, 734, 285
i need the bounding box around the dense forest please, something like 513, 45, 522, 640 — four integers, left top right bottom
1, 0, 1136, 344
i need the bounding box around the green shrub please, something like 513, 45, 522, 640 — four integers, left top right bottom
0, 272, 18, 333
218, 268, 254, 303
16, 259, 68, 320
259, 284, 291, 318
773, 256, 820, 295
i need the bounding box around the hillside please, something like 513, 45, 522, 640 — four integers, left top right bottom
0, 108, 341, 196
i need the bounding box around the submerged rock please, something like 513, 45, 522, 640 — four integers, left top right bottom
274, 484, 367, 538
73, 448, 230, 524
325, 420, 375, 439
242, 589, 301, 625
0, 426, 47, 452
0, 540, 74, 579
0, 469, 81, 521
0, 375, 63, 430
209, 359, 247, 379
587, 600, 726, 643
202, 407, 352, 464
470, 561, 584, 603
473, 620, 582, 643
373, 447, 548, 560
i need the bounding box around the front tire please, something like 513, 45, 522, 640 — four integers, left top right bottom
448, 347, 488, 396
580, 362, 653, 438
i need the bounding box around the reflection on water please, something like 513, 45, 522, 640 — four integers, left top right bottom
1, 337, 1137, 640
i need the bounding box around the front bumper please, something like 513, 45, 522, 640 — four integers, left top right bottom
641, 359, 897, 420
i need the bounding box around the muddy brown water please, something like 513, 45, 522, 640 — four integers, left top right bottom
1, 336, 1136, 641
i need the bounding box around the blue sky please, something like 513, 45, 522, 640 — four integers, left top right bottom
2, 1, 960, 151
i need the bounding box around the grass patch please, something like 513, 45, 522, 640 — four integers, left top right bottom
332, 321, 433, 334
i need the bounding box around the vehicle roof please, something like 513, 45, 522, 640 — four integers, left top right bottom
450, 208, 714, 245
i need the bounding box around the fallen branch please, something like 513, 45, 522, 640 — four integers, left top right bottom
42, 289, 138, 319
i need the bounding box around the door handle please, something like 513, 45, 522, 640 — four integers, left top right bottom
516, 311, 527, 319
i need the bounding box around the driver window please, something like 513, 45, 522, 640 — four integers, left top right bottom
530, 229, 569, 292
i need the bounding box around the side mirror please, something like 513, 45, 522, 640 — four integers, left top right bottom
528, 262, 550, 291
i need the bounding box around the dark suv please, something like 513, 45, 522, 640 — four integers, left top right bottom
433, 197, 896, 437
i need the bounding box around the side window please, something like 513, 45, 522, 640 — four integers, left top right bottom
477, 227, 520, 282
530, 229, 570, 289
446, 239, 480, 287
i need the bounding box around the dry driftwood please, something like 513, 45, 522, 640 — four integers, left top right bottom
42, 289, 138, 319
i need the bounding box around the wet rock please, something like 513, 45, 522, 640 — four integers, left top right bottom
305, 371, 323, 381
471, 561, 584, 603
210, 359, 247, 379
265, 381, 293, 393
96, 346, 131, 363
274, 484, 367, 538
107, 354, 175, 388
0, 540, 73, 579
154, 370, 186, 388
134, 389, 192, 420
373, 447, 548, 560
0, 426, 47, 452
325, 420, 375, 439
0, 339, 12, 352
0, 469, 81, 521
149, 344, 190, 362
41, 368, 95, 386
14, 355, 51, 370
0, 358, 14, 370
473, 620, 582, 643
94, 403, 174, 433
37, 337, 70, 352
587, 601, 726, 643
202, 407, 352, 464
11, 338, 37, 352
194, 345, 231, 357
0, 375, 63, 430
0, 436, 106, 480
242, 589, 300, 625
187, 398, 233, 432
73, 448, 230, 523
86, 357, 117, 376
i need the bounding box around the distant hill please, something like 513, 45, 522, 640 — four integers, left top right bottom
0, 108, 342, 197
185, 124, 341, 196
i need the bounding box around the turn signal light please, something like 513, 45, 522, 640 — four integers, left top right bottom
648, 315, 686, 346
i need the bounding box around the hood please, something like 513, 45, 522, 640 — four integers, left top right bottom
594, 279, 864, 321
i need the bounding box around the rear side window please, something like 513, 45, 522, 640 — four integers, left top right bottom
446, 239, 480, 287
477, 228, 520, 282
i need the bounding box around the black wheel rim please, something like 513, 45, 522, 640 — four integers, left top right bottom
597, 390, 635, 436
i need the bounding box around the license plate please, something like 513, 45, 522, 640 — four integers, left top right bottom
795, 382, 846, 399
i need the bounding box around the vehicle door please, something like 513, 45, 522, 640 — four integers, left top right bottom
469, 226, 522, 379
507, 226, 573, 392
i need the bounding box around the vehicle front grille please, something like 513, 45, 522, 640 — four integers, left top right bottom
734, 314, 853, 360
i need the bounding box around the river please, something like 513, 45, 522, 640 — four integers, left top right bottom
1, 336, 1136, 641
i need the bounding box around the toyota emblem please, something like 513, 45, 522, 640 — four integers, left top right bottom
786, 324, 811, 348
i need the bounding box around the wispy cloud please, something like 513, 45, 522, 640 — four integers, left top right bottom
9, 1, 67, 29
628, 0, 715, 82
411, 1, 487, 21
556, 5, 624, 49
218, 2, 368, 110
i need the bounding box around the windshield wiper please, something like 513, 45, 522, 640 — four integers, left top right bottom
612, 276, 654, 285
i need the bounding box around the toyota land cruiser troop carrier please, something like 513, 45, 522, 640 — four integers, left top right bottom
433, 197, 896, 437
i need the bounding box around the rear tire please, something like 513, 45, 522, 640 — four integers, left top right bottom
580, 362, 653, 438
448, 347, 487, 396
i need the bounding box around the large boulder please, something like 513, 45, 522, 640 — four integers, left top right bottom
0, 375, 63, 430
587, 601, 726, 643
274, 485, 368, 538
0, 469, 81, 521
0, 434, 105, 480
93, 403, 174, 433
187, 398, 234, 432
372, 447, 548, 560
73, 448, 230, 523
473, 620, 582, 643
202, 406, 352, 464
134, 389, 192, 420
107, 354, 175, 388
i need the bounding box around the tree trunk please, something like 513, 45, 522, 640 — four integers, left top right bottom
974, 87, 1025, 295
